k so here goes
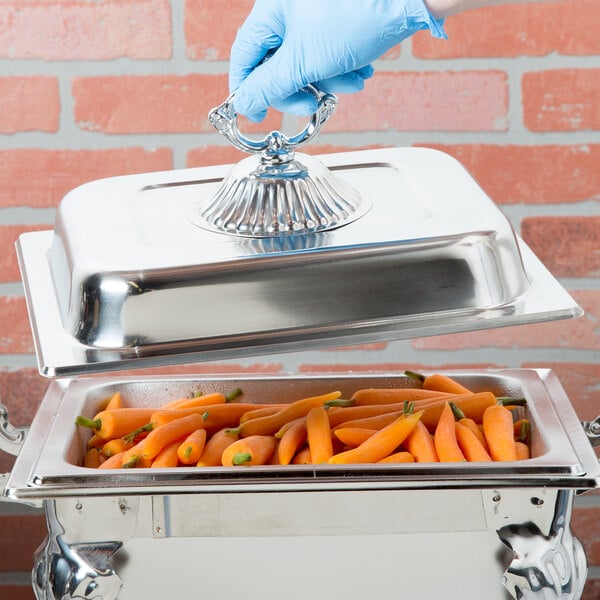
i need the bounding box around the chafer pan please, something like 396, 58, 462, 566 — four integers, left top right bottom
16, 148, 581, 377
5, 369, 599, 500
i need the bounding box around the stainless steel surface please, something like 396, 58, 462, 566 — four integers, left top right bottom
5, 369, 599, 500
583, 415, 600, 447
34, 487, 585, 600
0, 395, 27, 456
16, 148, 582, 377
201, 87, 368, 236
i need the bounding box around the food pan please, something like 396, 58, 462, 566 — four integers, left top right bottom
5, 369, 599, 500
16, 147, 581, 377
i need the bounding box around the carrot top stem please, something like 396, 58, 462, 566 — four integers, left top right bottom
123, 422, 154, 444
225, 388, 243, 402
232, 452, 252, 465
324, 399, 354, 407
403, 400, 415, 415
404, 370, 425, 383
450, 402, 466, 420
497, 397, 526, 406
75, 416, 102, 430
122, 456, 140, 469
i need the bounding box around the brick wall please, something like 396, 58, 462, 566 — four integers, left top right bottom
0, 0, 598, 598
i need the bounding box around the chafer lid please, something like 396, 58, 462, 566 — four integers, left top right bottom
16, 92, 582, 377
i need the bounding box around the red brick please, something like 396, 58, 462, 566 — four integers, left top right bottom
0, 226, 52, 284
0, 514, 47, 571
520, 362, 600, 424
419, 144, 600, 204
0, 0, 171, 60
0, 77, 59, 134
521, 217, 600, 278
0, 297, 34, 354
523, 69, 600, 132
412, 290, 599, 351
413, 1, 600, 58
0, 586, 35, 600
322, 71, 508, 132
73, 75, 283, 134
583, 578, 600, 600
0, 148, 172, 209
573, 506, 600, 566
185, 0, 252, 60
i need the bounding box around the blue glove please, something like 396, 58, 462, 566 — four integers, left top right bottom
229, 0, 446, 122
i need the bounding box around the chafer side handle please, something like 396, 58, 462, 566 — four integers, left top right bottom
582, 414, 600, 448
0, 395, 27, 456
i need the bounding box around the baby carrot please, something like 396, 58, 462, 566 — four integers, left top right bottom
177, 429, 207, 465
328, 411, 424, 464
405, 371, 472, 395
240, 404, 288, 423
197, 428, 240, 467
306, 407, 333, 464
104, 391, 123, 411
515, 441, 531, 460
404, 420, 439, 463
333, 427, 377, 447
97, 451, 126, 469
75, 407, 156, 440
151, 441, 181, 468
377, 451, 415, 463
420, 392, 498, 431
83, 448, 103, 468
483, 405, 518, 462
87, 434, 105, 449
278, 420, 307, 466
238, 391, 342, 437
160, 392, 226, 410
221, 435, 277, 466
458, 417, 489, 451
350, 388, 452, 406
102, 437, 133, 458
455, 421, 492, 462
434, 403, 466, 462
292, 446, 312, 464
121, 441, 151, 468
143, 414, 206, 460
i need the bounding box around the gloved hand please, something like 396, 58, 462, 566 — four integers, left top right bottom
229, 0, 446, 122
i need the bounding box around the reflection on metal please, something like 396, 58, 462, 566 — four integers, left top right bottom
498, 490, 587, 600
33, 500, 123, 600
0, 396, 27, 456
582, 414, 600, 447
198, 87, 368, 237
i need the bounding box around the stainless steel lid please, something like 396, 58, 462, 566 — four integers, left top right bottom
16, 145, 581, 377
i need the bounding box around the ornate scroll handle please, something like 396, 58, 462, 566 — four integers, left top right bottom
0, 395, 27, 457
582, 415, 600, 447
208, 85, 338, 162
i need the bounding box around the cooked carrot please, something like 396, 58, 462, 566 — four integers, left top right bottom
328, 411, 424, 464
270, 442, 281, 465
278, 420, 307, 465
434, 403, 466, 462
274, 416, 306, 439
104, 391, 123, 411
221, 435, 277, 466
177, 429, 207, 465
150, 441, 181, 468
332, 410, 405, 432
455, 421, 492, 462
483, 404, 518, 462
515, 441, 531, 460
238, 391, 342, 437
377, 451, 415, 463
197, 428, 240, 467
458, 417, 489, 451
420, 392, 498, 431
333, 427, 377, 447
83, 448, 103, 468
142, 414, 206, 460
404, 420, 439, 463
102, 437, 133, 458
306, 407, 333, 464
97, 451, 125, 469
405, 370, 472, 394
160, 392, 226, 410
514, 418, 531, 444
292, 446, 312, 464
121, 441, 151, 468
240, 404, 288, 423
86, 434, 105, 449
75, 407, 156, 440
351, 388, 452, 406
